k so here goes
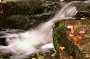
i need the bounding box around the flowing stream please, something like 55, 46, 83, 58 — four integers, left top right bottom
0, 1, 90, 59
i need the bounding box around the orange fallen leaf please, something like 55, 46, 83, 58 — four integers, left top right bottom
77, 35, 82, 40
69, 56, 73, 59
59, 46, 65, 51
71, 36, 78, 41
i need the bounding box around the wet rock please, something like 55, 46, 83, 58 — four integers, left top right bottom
42, 1, 60, 12
74, 2, 90, 19
0, 1, 60, 30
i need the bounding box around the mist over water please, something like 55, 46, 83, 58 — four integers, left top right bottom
0, 1, 90, 59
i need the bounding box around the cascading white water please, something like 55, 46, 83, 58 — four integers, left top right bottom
0, 1, 89, 59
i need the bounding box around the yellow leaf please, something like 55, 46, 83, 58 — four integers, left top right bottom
59, 46, 65, 51
32, 57, 36, 59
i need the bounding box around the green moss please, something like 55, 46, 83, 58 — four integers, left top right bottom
14, 0, 43, 15
1, 0, 44, 16
5, 15, 30, 30
53, 21, 67, 59
53, 21, 65, 51
53, 20, 71, 59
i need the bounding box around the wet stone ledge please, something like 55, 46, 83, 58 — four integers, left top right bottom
53, 20, 90, 59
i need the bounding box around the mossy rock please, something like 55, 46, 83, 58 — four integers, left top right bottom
5, 15, 31, 30
1, 0, 44, 16
53, 19, 90, 59
53, 20, 67, 59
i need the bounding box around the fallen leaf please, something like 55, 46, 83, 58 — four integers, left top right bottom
71, 28, 74, 34
38, 55, 44, 59
69, 33, 74, 38
51, 53, 55, 57
77, 35, 82, 40
71, 36, 78, 41
59, 46, 65, 51
32, 57, 36, 59
79, 30, 85, 34
69, 56, 73, 59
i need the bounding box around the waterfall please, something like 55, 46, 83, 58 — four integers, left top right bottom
0, 1, 89, 59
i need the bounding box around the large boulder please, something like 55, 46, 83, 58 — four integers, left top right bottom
53, 19, 90, 59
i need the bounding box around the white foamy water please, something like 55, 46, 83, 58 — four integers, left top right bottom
0, 1, 89, 59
